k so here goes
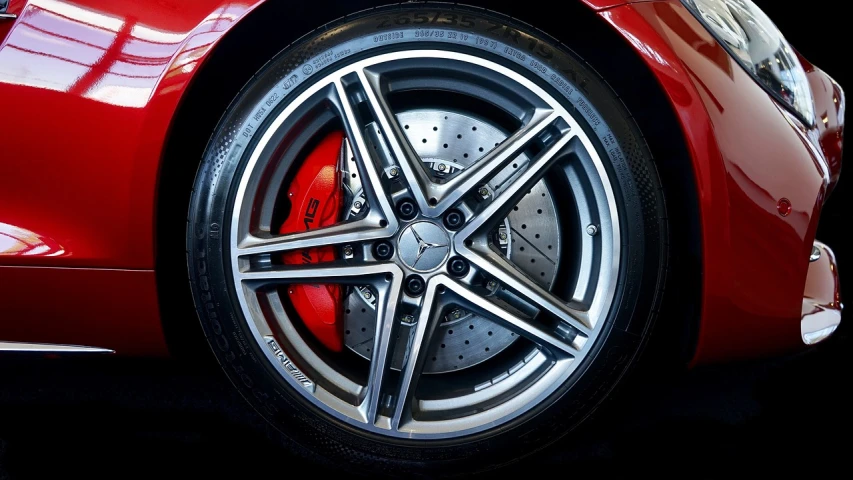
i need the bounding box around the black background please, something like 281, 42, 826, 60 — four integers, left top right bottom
0, 1, 849, 478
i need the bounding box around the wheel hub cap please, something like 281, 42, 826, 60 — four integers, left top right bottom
398, 222, 450, 272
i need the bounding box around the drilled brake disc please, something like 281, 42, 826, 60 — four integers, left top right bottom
343, 109, 562, 373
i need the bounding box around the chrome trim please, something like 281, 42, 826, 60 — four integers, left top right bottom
0, 13, 16, 20
809, 245, 821, 262
0, 341, 114, 353
801, 241, 842, 345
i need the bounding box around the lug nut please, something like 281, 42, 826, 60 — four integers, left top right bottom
397, 199, 417, 220
389, 167, 399, 177
478, 187, 490, 198
373, 241, 394, 260
448, 256, 469, 277
443, 209, 465, 230
343, 245, 354, 257
405, 275, 426, 296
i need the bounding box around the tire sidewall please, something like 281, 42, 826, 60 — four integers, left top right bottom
188, 4, 665, 472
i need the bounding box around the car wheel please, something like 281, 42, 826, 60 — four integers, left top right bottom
188, 3, 668, 474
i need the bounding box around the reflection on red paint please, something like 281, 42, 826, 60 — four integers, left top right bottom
0, 222, 65, 256
0, 0, 244, 107
0, 0, 258, 270
601, 1, 844, 365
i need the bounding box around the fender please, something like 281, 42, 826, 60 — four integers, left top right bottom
0, 0, 262, 354
0, 0, 264, 268
598, 1, 842, 364
0, 1, 649, 269
0, 0, 627, 353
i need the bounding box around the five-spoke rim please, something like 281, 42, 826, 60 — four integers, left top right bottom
228, 50, 620, 439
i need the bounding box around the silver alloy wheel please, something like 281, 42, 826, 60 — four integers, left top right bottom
228, 50, 620, 439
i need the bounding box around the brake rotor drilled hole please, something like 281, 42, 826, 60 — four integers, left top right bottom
344, 109, 562, 374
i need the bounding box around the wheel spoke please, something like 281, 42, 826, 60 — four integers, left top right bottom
440, 277, 581, 356
357, 69, 433, 213
360, 272, 405, 425
236, 215, 388, 257
425, 109, 557, 215
466, 247, 591, 336
226, 49, 621, 438
390, 278, 445, 430
457, 128, 576, 238
331, 80, 399, 230
238, 261, 401, 287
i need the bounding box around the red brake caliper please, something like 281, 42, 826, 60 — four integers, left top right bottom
278, 131, 345, 352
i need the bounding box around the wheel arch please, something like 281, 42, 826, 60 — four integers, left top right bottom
155, 0, 390, 357
494, 1, 704, 366
155, 0, 702, 364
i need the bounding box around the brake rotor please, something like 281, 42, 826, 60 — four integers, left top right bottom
343, 109, 562, 373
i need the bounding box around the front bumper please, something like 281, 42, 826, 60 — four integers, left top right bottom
801, 242, 843, 345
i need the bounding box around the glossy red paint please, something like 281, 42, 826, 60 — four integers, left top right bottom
0, 0, 263, 354
0, 266, 166, 355
801, 56, 845, 193
0, 0, 843, 362
0, 0, 262, 268
600, 0, 843, 364
580, 0, 648, 11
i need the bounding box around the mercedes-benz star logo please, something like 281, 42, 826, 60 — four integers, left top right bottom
398, 222, 450, 272
411, 227, 444, 263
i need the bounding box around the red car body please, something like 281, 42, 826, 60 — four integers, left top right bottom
0, 0, 843, 363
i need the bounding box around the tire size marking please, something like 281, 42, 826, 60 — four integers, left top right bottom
376, 12, 475, 28
413, 29, 468, 40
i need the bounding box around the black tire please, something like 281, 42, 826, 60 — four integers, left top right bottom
187, 3, 668, 475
